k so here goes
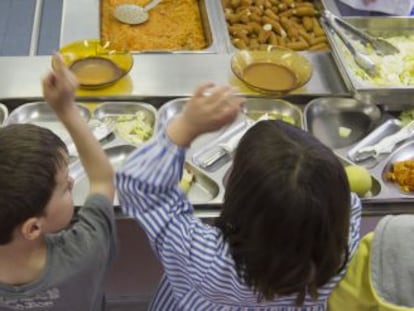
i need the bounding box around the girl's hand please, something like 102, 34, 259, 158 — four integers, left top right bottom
42, 53, 79, 115
167, 82, 244, 147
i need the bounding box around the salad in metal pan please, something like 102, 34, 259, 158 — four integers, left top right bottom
337, 35, 414, 86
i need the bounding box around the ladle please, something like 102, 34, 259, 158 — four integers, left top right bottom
322, 12, 377, 77
325, 10, 399, 56
114, 0, 162, 25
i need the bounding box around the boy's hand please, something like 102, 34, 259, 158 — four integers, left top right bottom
167, 82, 244, 147
42, 53, 115, 201
42, 53, 78, 115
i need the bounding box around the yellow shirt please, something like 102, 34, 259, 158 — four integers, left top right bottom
328, 232, 414, 311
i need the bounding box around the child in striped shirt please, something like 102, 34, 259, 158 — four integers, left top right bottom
116, 83, 361, 310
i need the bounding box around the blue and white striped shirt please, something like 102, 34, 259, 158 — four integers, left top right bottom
116, 130, 362, 311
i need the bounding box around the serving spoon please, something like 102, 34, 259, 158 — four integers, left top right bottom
114, 0, 162, 25
322, 11, 377, 77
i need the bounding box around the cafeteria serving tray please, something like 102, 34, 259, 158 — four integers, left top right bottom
303, 96, 414, 204
8, 97, 414, 208
70, 144, 221, 207
5, 102, 90, 144
158, 97, 305, 209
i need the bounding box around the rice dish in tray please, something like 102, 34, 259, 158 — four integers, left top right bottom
337, 35, 414, 86
101, 0, 207, 51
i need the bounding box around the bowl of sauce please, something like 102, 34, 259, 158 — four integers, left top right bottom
53, 39, 133, 89
231, 48, 313, 94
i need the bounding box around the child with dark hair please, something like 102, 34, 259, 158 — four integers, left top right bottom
0, 54, 116, 310
116, 83, 361, 310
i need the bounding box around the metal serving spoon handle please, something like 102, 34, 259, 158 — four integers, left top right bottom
331, 12, 400, 56
322, 12, 377, 77
113, 0, 162, 25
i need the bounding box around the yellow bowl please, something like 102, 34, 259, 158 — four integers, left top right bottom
231, 48, 313, 94
54, 39, 134, 89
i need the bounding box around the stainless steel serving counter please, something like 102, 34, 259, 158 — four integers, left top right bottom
0, 0, 349, 100
0, 52, 347, 100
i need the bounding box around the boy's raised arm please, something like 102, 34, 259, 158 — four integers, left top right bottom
42, 53, 114, 201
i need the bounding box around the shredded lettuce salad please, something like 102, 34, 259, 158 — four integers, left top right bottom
113, 111, 154, 144
336, 35, 414, 86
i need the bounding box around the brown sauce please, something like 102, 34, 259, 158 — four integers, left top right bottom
69, 57, 122, 86
242, 62, 297, 91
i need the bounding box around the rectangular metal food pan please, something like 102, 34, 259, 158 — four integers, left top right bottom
324, 17, 414, 108
218, 0, 328, 52
99, 0, 221, 53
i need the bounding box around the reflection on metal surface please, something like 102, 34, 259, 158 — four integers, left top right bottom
304, 97, 381, 149
0, 104, 8, 126
5, 102, 90, 143
76, 75, 134, 97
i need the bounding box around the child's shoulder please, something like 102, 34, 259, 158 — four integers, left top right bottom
47, 193, 116, 259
